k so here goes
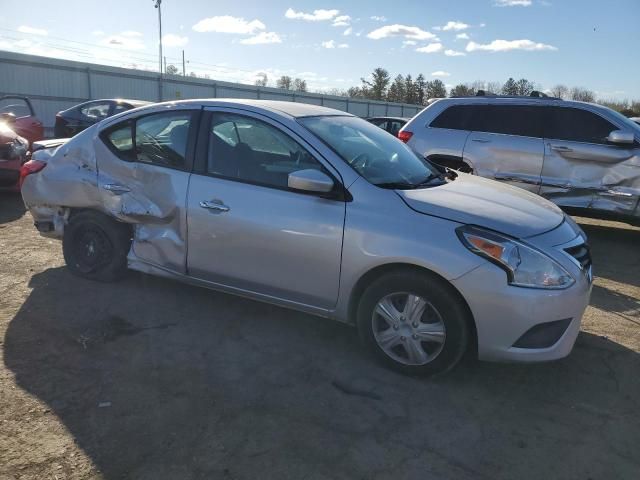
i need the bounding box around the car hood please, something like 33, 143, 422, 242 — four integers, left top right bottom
397, 173, 564, 238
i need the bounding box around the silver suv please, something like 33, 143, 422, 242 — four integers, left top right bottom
400, 95, 640, 224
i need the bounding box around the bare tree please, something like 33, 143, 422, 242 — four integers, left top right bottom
515, 78, 535, 96
550, 84, 569, 99
570, 87, 595, 102
293, 78, 308, 92
254, 72, 268, 87
276, 75, 293, 90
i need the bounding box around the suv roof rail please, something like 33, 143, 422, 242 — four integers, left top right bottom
451, 90, 562, 100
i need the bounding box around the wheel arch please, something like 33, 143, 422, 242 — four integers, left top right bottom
347, 262, 478, 357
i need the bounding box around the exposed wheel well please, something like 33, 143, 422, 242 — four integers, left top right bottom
348, 263, 478, 357
427, 155, 473, 173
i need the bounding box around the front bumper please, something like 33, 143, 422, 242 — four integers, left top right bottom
451, 222, 592, 362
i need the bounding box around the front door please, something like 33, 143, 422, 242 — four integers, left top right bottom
463, 104, 545, 193
540, 106, 640, 215
186, 109, 346, 310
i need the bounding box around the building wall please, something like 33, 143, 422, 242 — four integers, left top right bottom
0, 51, 423, 136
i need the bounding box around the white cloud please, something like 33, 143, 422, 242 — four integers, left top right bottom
343, 27, 353, 36
193, 16, 265, 34
17, 25, 47, 36
370, 16, 387, 21
367, 24, 438, 41
431, 71, 451, 77
240, 32, 282, 45
402, 40, 417, 47
416, 42, 443, 53
493, 0, 532, 6
466, 39, 557, 52
162, 34, 188, 47
101, 34, 145, 50
332, 15, 351, 27
439, 21, 469, 31
285, 8, 339, 21
321, 40, 349, 49
445, 49, 466, 56
456, 33, 470, 40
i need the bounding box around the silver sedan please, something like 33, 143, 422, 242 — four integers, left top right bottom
21, 99, 592, 375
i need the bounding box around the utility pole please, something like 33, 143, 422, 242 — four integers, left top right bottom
153, 0, 163, 100
163, 56, 167, 74
182, 50, 186, 76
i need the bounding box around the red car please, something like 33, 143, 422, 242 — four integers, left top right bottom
0, 96, 44, 192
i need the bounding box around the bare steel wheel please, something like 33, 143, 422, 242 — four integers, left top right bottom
372, 292, 446, 366
357, 270, 470, 376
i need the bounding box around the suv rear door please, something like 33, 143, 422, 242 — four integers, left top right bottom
463, 104, 544, 193
541, 106, 639, 215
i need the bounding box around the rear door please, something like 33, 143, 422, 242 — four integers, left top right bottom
186, 108, 346, 310
541, 106, 639, 214
96, 106, 200, 272
463, 104, 544, 193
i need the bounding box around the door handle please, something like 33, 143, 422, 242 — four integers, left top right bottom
102, 183, 130, 194
471, 139, 491, 143
200, 200, 230, 212
550, 145, 573, 153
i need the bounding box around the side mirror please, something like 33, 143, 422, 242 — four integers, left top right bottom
607, 130, 634, 145
0, 112, 16, 125
288, 169, 334, 193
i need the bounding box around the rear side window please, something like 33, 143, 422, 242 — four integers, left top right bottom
473, 105, 543, 138
80, 102, 111, 121
430, 105, 476, 130
545, 107, 616, 144
100, 111, 193, 169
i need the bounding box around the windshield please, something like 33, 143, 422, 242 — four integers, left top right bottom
299, 115, 442, 188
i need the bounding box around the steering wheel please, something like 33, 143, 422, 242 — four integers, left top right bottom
350, 153, 370, 170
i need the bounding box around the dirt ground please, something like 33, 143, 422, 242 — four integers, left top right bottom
0, 192, 639, 480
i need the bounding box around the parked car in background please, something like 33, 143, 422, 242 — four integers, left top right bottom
22, 99, 592, 376
0, 115, 29, 191
0, 95, 44, 146
400, 93, 640, 225
54, 98, 151, 138
367, 116, 410, 136
631, 117, 640, 126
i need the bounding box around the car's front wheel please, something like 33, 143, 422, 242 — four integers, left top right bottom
62, 210, 131, 282
357, 270, 471, 376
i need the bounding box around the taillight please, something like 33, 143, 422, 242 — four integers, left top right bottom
19, 160, 46, 188
398, 130, 413, 143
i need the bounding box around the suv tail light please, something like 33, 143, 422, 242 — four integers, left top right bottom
19, 159, 46, 188
398, 130, 413, 143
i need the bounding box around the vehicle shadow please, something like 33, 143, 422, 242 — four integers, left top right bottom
578, 221, 640, 288
0, 192, 26, 224
3, 267, 640, 480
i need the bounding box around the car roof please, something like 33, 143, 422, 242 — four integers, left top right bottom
435, 96, 602, 109
152, 99, 353, 119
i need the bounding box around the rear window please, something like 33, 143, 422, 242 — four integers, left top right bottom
430, 105, 476, 130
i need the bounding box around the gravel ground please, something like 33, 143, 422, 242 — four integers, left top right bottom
1, 192, 639, 480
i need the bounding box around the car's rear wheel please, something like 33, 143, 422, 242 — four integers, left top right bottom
357, 271, 470, 376
62, 210, 131, 282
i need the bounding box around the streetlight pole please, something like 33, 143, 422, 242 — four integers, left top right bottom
153, 0, 163, 100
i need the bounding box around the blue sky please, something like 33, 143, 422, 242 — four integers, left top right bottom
1, 0, 638, 99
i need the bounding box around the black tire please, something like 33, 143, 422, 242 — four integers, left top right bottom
357, 270, 470, 376
62, 210, 131, 282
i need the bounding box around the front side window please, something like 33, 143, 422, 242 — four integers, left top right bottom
545, 107, 617, 144
473, 105, 543, 138
101, 111, 192, 168
208, 113, 324, 189
300, 115, 441, 189
80, 102, 111, 121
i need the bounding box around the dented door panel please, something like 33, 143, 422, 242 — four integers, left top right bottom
540, 140, 640, 215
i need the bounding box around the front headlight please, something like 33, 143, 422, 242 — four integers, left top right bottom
457, 225, 575, 289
